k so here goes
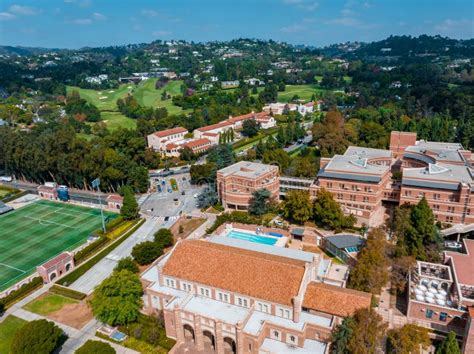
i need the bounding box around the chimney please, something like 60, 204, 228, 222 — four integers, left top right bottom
293, 296, 301, 323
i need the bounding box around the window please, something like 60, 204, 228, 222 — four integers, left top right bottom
257, 302, 270, 314
199, 287, 210, 297
433, 204, 440, 211
271, 330, 280, 339
363, 196, 369, 203
181, 282, 192, 292
440, 312, 448, 322
447, 206, 455, 213
433, 193, 441, 200
288, 335, 297, 344
218, 292, 230, 303
327, 182, 333, 188
277, 307, 291, 319
165, 278, 176, 288
237, 297, 249, 308
350, 195, 356, 201
336, 193, 343, 200
425, 309, 433, 319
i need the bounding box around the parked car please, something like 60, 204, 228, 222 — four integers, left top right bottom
181, 191, 185, 195
444, 241, 462, 250
0, 176, 12, 182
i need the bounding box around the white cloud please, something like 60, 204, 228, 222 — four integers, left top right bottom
0, 12, 15, 20
92, 12, 106, 20
142, 9, 159, 17
326, 17, 362, 26
69, 18, 93, 25
152, 30, 172, 37
435, 18, 473, 36
283, 0, 319, 11
8, 4, 39, 16
280, 24, 306, 33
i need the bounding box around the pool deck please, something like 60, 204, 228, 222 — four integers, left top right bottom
214, 222, 289, 247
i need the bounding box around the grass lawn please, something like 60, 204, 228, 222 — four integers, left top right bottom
0, 315, 27, 354
67, 85, 134, 111
23, 293, 78, 316
170, 217, 206, 239
278, 84, 326, 102
0, 200, 117, 291
134, 79, 189, 115
101, 111, 136, 130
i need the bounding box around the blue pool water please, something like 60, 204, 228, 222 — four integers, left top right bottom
227, 230, 277, 245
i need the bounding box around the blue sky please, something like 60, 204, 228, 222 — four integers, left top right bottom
0, 0, 473, 48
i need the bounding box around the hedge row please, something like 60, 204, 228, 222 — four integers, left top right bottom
206, 211, 262, 234
96, 216, 125, 236
74, 237, 109, 264
50, 284, 87, 300
0, 277, 43, 310
1, 190, 29, 203
58, 218, 145, 287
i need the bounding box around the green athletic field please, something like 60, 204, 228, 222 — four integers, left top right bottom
0, 200, 118, 291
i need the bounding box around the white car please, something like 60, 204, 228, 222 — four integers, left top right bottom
0, 176, 12, 182
193, 193, 199, 198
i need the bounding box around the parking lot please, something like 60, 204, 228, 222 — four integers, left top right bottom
140, 172, 206, 218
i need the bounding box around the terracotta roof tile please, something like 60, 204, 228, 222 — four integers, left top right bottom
162, 240, 305, 305
154, 127, 187, 138
183, 138, 212, 149
196, 121, 232, 132
303, 282, 371, 317
39, 252, 72, 270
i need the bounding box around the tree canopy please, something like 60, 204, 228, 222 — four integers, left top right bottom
387, 324, 431, 354
154, 228, 174, 249
90, 269, 143, 326
282, 190, 313, 224
436, 331, 461, 354
11, 319, 64, 354
114, 257, 139, 274
120, 185, 139, 220
313, 188, 356, 231
346, 308, 387, 354
248, 188, 273, 216
75, 340, 116, 354
348, 228, 389, 294
131, 241, 163, 266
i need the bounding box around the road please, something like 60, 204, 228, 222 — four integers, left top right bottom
69, 216, 172, 294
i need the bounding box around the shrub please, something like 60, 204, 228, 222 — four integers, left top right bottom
11, 319, 65, 354
114, 257, 139, 273
49, 285, 87, 300
153, 229, 174, 249
74, 237, 109, 264
75, 340, 116, 354
207, 211, 262, 233
132, 241, 163, 266
0, 277, 43, 310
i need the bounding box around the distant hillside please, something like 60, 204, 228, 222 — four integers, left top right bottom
0, 46, 62, 56
322, 35, 474, 59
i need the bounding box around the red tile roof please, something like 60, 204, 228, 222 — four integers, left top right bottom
39, 252, 72, 270
162, 240, 305, 305
183, 138, 212, 150
303, 282, 371, 317
154, 127, 187, 138
196, 121, 232, 132
106, 194, 123, 203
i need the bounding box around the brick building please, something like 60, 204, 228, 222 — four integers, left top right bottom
407, 239, 474, 351
217, 161, 280, 211
141, 238, 371, 353
37, 252, 74, 283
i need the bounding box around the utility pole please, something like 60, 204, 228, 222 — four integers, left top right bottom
92, 178, 106, 232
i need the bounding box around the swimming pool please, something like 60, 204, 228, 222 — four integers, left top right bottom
227, 230, 278, 245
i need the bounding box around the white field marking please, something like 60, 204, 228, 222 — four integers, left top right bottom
0, 262, 26, 273
53, 208, 103, 218
23, 216, 77, 229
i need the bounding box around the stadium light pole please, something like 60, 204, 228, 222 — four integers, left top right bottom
92, 178, 106, 233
